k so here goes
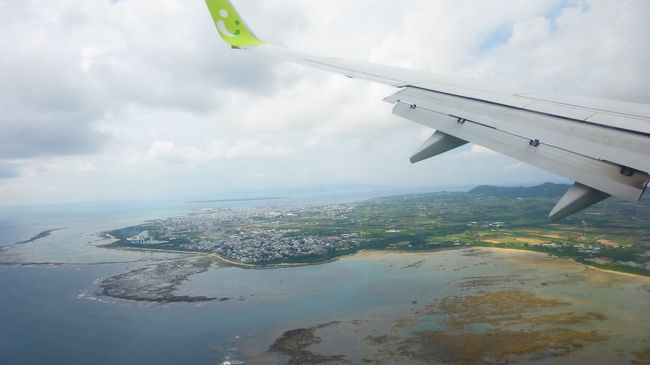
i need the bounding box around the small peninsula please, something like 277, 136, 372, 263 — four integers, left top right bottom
2, 228, 65, 250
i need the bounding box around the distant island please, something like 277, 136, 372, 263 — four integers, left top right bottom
105, 183, 650, 276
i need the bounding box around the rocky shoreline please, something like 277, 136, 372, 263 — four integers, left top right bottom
99, 257, 238, 303
269, 321, 347, 365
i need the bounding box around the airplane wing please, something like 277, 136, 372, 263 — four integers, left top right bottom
205, 0, 650, 221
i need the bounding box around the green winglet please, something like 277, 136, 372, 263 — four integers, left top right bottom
205, 0, 264, 48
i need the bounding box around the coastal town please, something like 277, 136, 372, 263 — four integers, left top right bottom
115, 204, 363, 263
107, 184, 650, 274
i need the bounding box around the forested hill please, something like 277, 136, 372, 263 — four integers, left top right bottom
468, 183, 570, 198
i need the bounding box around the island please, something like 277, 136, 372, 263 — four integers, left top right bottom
104, 183, 650, 276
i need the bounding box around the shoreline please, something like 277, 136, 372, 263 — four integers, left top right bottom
475, 246, 650, 280
100, 242, 650, 280
576, 259, 650, 281
101, 245, 206, 256
97, 234, 119, 247
103, 245, 340, 269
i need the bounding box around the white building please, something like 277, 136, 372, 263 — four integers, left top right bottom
127, 230, 151, 244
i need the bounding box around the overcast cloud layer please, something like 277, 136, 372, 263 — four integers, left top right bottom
1, 0, 649, 205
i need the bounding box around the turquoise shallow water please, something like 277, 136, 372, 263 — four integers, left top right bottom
1, 200, 649, 365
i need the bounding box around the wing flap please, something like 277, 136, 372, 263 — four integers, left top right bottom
390, 100, 649, 202
385, 87, 650, 174
410, 81, 534, 108
516, 92, 650, 119
586, 112, 650, 135
410, 130, 468, 163
549, 183, 610, 222
523, 101, 596, 121
412, 83, 650, 135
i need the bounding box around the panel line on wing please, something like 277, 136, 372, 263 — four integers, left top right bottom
407, 86, 650, 137
398, 100, 569, 156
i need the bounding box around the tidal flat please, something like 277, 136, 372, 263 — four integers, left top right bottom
2, 230, 649, 364
229, 248, 650, 365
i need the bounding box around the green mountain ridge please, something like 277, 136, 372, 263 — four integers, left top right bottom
468, 182, 571, 198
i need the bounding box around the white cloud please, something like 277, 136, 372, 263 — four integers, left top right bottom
508, 17, 550, 46
0, 0, 647, 205
504, 161, 528, 172
143, 139, 295, 164
75, 163, 99, 172
457, 145, 498, 160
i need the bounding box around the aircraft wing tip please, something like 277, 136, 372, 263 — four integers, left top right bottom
205, 0, 264, 48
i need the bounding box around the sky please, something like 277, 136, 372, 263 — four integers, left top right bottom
1, 0, 649, 205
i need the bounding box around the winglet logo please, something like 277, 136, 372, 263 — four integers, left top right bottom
216, 9, 241, 38
206, 0, 263, 47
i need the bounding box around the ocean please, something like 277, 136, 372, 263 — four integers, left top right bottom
1, 195, 649, 365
